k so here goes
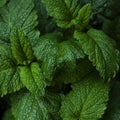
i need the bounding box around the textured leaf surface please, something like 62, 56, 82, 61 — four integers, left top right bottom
34, 33, 61, 82
74, 28, 119, 80
34, 33, 85, 83
11, 92, 62, 120
34, 33, 61, 61
0, 0, 38, 42
57, 40, 85, 67
42, 0, 91, 29
19, 62, 46, 96
10, 28, 34, 65
72, 3, 91, 31
41, 46, 58, 83
60, 75, 109, 120
42, 0, 80, 28
0, 44, 23, 97
55, 40, 85, 83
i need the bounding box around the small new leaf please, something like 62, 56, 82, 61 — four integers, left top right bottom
10, 28, 34, 65
60, 75, 109, 120
19, 62, 46, 96
74, 28, 119, 80
72, 3, 92, 31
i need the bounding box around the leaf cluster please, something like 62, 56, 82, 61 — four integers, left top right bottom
0, 0, 120, 120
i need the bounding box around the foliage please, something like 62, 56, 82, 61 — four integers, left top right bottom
0, 0, 120, 120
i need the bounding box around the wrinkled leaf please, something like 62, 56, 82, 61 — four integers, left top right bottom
0, 44, 23, 97
60, 75, 109, 120
72, 3, 92, 31
10, 28, 34, 65
11, 91, 63, 120
42, 0, 80, 28
55, 40, 85, 83
34, 33, 61, 82
74, 28, 119, 80
57, 40, 85, 67
19, 62, 46, 96
0, 0, 38, 42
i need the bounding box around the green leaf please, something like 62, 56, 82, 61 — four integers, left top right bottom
55, 40, 85, 84
11, 91, 63, 120
0, 44, 23, 97
19, 62, 46, 96
0, 0, 7, 8
42, 46, 58, 84
57, 40, 85, 67
74, 28, 119, 80
34, 33, 85, 83
10, 28, 34, 65
72, 3, 92, 31
42, 0, 80, 28
60, 75, 109, 120
34, 33, 61, 82
0, 0, 38, 42
34, 33, 61, 61
42, 1, 91, 29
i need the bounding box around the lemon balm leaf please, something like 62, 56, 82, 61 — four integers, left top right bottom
60, 75, 109, 120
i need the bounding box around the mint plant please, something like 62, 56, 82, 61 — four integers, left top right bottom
0, 0, 120, 120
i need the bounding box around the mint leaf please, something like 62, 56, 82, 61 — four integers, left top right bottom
0, 0, 38, 42
0, 44, 23, 97
19, 62, 46, 96
72, 3, 92, 31
11, 91, 63, 120
42, 0, 80, 28
34, 33, 61, 82
74, 28, 119, 80
41, 46, 58, 84
42, 1, 91, 30
34, 33, 61, 61
57, 40, 85, 67
55, 40, 85, 84
10, 28, 34, 65
60, 75, 109, 120
34, 33, 85, 83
